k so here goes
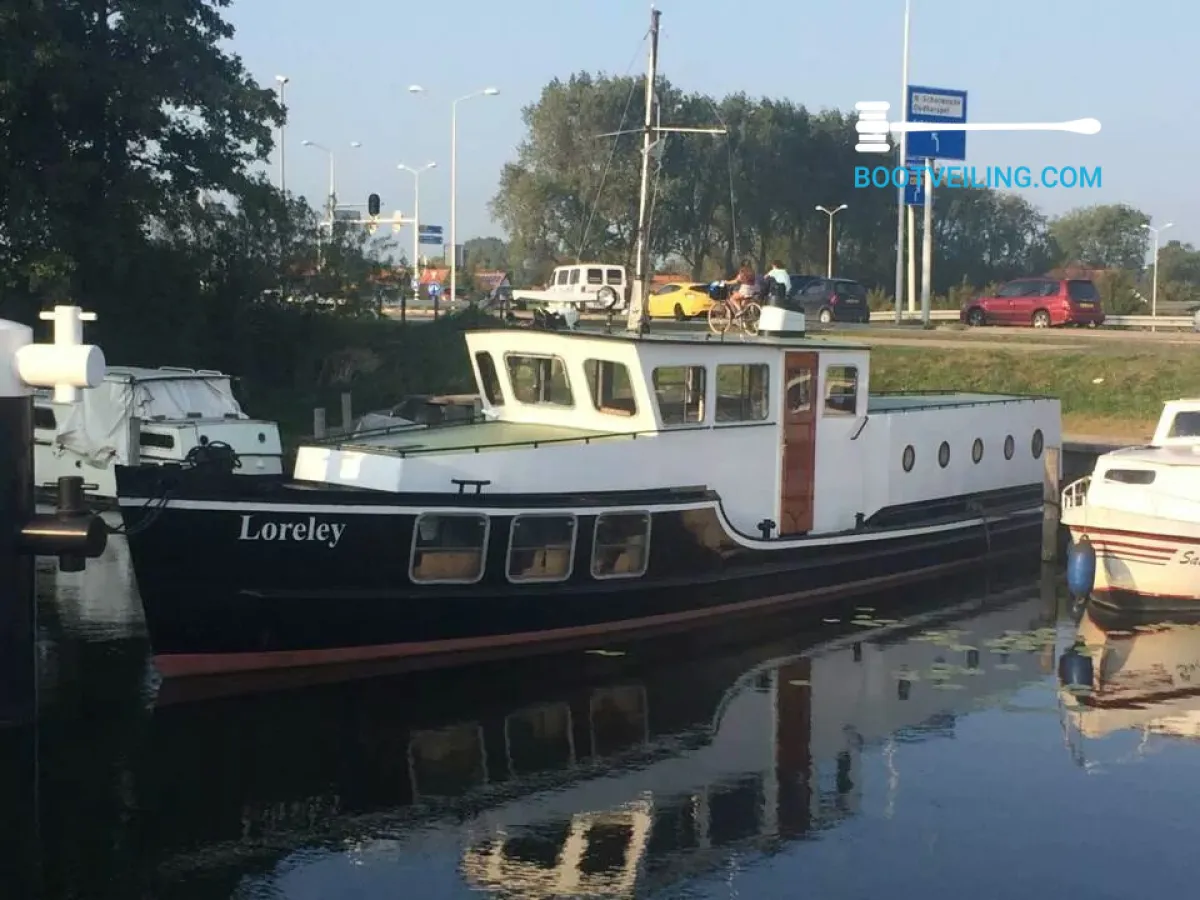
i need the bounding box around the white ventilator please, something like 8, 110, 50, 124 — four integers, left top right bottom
853, 101, 1101, 153
0, 306, 106, 401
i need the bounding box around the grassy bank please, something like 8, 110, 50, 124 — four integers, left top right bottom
868, 345, 1200, 438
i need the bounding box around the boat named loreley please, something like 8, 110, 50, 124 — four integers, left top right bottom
114, 321, 1061, 680
111, 6, 1060, 683
1061, 398, 1200, 612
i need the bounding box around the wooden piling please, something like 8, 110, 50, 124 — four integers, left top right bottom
1042, 445, 1061, 562
340, 392, 353, 432
313, 407, 327, 439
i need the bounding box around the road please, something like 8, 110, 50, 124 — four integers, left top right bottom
386, 306, 1200, 351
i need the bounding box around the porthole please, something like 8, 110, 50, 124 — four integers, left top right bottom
1031, 429, 1044, 459
1003, 435, 1015, 460
972, 438, 983, 464
938, 441, 950, 468
902, 445, 915, 472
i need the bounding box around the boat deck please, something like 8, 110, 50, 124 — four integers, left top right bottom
867, 391, 1049, 413
332, 420, 631, 457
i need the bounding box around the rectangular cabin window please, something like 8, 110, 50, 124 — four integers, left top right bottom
475, 352, 504, 406
652, 366, 706, 426
507, 514, 577, 583
823, 365, 859, 416
586, 268, 604, 285
33, 407, 56, 430
606, 268, 623, 285
410, 513, 488, 584
1168, 411, 1200, 438
715, 364, 769, 423
591, 512, 651, 579
506, 354, 574, 407
556, 269, 570, 286
569, 268, 581, 285
584, 359, 637, 417
140, 432, 175, 449
1103, 469, 1156, 485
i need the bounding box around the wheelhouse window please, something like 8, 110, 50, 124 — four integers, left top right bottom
474, 352, 504, 406
584, 359, 637, 417
507, 514, 577, 583
824, 365, 859, 416
506, 354, 573, 407
555, 269, 569, 286
1103, 469, 1156, 485
716, 364, 769, 422
569, 268, 581, 285
592, 512, 651, 579
1168, 411, 1200, 437
652, 366, 706, 426
410, 513, 488, 584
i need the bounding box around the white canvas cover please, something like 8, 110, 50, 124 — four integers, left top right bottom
50, 371, 247, 466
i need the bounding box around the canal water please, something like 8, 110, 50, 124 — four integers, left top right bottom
4, 538, 1199, 899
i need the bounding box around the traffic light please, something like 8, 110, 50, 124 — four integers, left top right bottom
367, 193, 380, 216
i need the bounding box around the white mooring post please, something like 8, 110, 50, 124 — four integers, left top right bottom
1, 307, 107, 727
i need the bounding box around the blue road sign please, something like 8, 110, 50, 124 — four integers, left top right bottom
906, 85, 967, 162
419, 234, 443, 245
904, 166, 925, 206
428, 281, 442, 298
419, 224, 443, 235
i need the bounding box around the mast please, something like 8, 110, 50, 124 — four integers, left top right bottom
626, 7, 660, 334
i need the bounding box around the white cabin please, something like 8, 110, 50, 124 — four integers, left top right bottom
35, 365, 283, 498
1062, 398, 1200, 540
294, 329, 1059, 538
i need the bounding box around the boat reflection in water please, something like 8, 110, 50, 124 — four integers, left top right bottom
1059, 604, 1200, 767
132, 571, 1059, 898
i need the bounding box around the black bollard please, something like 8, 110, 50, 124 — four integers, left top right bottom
0, 312, 107, 726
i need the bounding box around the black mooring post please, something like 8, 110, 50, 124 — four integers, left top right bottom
0, 393, 35, 726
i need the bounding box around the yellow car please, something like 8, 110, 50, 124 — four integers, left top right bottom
646, 282, 715, 320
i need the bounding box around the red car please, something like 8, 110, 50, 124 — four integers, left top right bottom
960, 277, 1106, 328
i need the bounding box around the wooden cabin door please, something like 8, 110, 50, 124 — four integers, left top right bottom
779, 351, 818, 535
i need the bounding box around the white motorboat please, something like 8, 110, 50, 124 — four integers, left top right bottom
34, 365, 283, 500
1061, 399, 1200, 612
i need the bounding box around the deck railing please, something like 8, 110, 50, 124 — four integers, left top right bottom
1061, 476, 1091, 513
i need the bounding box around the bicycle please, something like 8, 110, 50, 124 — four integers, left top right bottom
706, 285, 762, 336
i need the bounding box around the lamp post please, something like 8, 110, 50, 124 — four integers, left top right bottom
816, 204, 848, 278
410, 85, 500, 305
894, 0, 912, 323
1142, 221, 1174, 332
275, 75, 289, 194
300, 139, 362, 218
398, 162, 437, 295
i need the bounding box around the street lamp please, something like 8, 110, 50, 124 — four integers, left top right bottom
1142, 221, 1174, 331
398, 162, 437, 290
301, 139, 362, 217
451, 88, 499, 304
816, 204, 848, 278
275, 75, 289, 194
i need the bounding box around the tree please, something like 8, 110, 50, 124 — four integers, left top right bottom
463, 236, 510, 271
1048, 203, 1150, 271
0, 0, 282, 328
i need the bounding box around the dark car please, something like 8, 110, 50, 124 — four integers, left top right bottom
785, 276, 870, 325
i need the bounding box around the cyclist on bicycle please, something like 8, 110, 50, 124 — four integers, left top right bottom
732, 261, 757, 310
